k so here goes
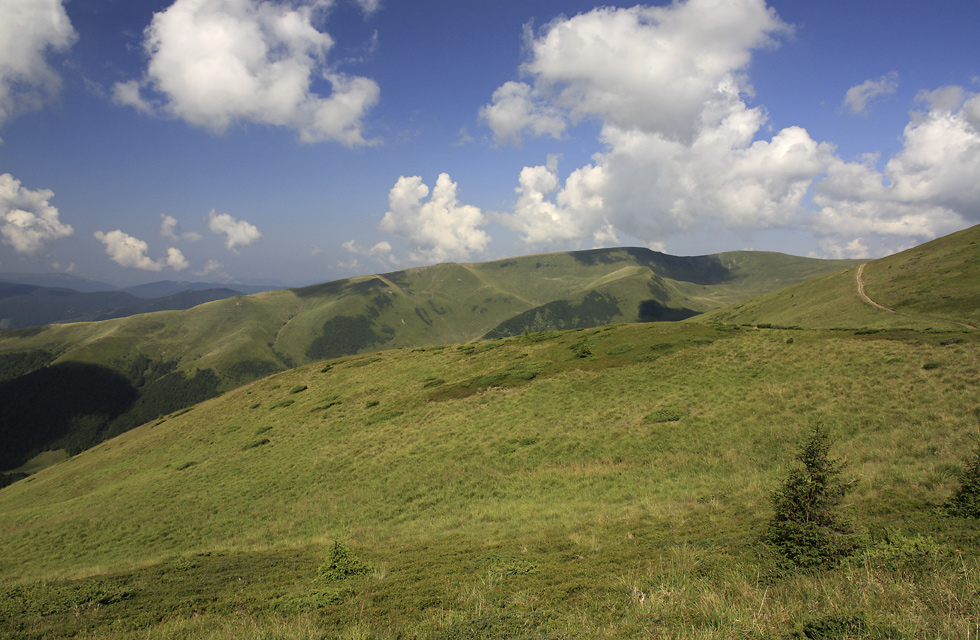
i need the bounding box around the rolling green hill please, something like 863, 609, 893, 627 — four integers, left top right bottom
695, 224, 980, 331
1, 226, 980, 638
1, 320, 978, 638
0, 247, 856, 473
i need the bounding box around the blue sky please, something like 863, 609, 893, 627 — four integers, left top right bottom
1, 0, 978, 287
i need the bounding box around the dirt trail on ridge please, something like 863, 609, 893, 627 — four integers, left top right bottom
855, 263, 977, 330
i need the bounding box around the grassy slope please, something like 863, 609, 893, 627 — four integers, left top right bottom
0, 248, 856, 475
0, 248, 856, 386
695, 224, 980, 330
1, 322, 979, 638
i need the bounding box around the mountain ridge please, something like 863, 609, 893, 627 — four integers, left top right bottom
0, 244, 858, 473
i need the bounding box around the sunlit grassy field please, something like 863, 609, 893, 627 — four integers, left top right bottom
2, 320, 979, 638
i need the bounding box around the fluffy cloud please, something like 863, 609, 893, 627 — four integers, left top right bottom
114, 0, 380, 146
479, 81, 566, 145
0, 173, 74, 253
483, 0, 788, 145
500, 159, 605, 245
94, 229, 187, 271
379, 173, 489, 263
485, 0, 976, 258
843, 72, 899, 115
0, 0, 76, 127
166, 247, 189, 270
160, 213, 203, 241
488, 1, 827, 247
812, 89, 980, 242
205, 209, 262, 250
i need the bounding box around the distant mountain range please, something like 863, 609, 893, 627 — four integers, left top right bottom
0, 277, 280, 329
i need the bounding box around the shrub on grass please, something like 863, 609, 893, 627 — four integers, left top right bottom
863, 528, 952, 575
645, 408, 685, 423
315, 541, 370, 584
944, 442, 980, 518
241, 438, 270, 451
766, 426, 856, 570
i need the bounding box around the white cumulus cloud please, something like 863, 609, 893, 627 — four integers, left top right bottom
113, 0, 380, 146
484, 0, 977, 258
166, 247, 189, 270
812, 88, 980, 244
94, 229, 187, 271
0, 0, 76, 127
842, 72, 899, 115
205, 209, 262, 250
483, 0, 788, 146
379, 173, 489, 263
489, 1, 827, 248
479, 81, 566, 146
160, 213, 203, 241
0, 173, 74, 254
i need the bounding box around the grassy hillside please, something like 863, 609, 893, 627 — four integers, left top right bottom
1, 319, 979, 638
696, 224, 980, 330
0, 247, 855, 473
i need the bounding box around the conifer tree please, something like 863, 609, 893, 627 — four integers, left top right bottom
944, 443, 980, 518
767, 426, 855, 570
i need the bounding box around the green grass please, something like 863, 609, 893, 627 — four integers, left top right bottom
0, 246, 857, 389
696, 224, 980, 331
2, 321, 979, 638
9, 450, 68, 475
3, 229, 980, 637
0, 246, 857, 474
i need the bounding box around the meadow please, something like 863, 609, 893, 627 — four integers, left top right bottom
0, 247, 857, 477
3, 227, 980, 638
2, 320, 978, 638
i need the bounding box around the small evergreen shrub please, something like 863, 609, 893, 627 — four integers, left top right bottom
944, 442, 980, 518
290, 385, 307, 394
569, 338, 592, 358
766, 426, 856, 570
315, 541, 370, 584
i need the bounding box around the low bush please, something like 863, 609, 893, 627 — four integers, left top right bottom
861, 528, 952, 575
645, 408, 685, 423
315, 541, 370, 584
